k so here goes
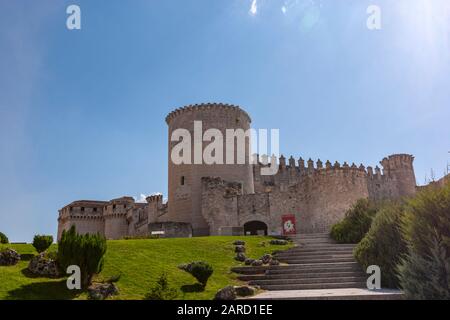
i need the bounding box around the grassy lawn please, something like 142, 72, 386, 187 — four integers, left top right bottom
0, 236, 293, 300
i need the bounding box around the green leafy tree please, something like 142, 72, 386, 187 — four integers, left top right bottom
398, 182, 450, 299
354, 202, 407, 288
330, 198, 379, 243
57, 226, 107, 288
0, 232, 8, 244
32, 235, 54, 253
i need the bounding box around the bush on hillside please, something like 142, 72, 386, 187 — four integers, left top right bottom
145, 273, 178, 300
32, 235, 53, 253
354, 202, 407, 288
0, 232, 8, 244
330, 199, 378, 243
398, 182, 450, 299
178, 261, 213, 288
57, 226, 107, 288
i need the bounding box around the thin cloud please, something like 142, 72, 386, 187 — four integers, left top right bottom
249, 0, 258, 16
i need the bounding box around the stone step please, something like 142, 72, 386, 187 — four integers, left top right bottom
275, 251, 354, 259
238, 271, 366, 281
256, 281, 367, 291
278, 256, 356, 265
231, 266, 269, 275
296, 239, 336, 245
245, 288, 405, 300
268, 261, 360, 271
279, 246, 355, 253
267, 265, 362, 275
232, 262, 361, 276
250, 276, 367, 286
277, 255, 355, 263
294, 244, 356, 250
289, 232, 329, 237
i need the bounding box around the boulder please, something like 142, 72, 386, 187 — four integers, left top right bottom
0, 248, 20, 266
235, 252, 246, 262
233, 240, 245, 246
234, 245, 246, 253
28, 252, 60, 277
269, 259, 280, 266
234, 285, 256, 297
88, 282, 119, 300
269, 239, 288, 245
214, 286, 236, 300
251, 259, 263, 267
261, 254, 272, 264
244, 258, 255, 266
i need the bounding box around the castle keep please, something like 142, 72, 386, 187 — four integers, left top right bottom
57, 103, 417, 240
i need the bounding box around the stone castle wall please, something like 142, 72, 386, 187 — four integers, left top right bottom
57, 103, 420, 240
200, 153, 417, 235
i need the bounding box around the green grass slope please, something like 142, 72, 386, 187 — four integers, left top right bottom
0, 236, 292, 300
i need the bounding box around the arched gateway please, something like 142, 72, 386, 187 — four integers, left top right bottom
243, 220, 268, 236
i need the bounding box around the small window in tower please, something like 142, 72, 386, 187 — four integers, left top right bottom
181, 176, 185, 186
93, 208, 97, 212
113, 204, 116, 209
81, 207, 85, 212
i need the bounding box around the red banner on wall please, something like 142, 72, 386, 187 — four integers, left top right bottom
282, 214, 296, 235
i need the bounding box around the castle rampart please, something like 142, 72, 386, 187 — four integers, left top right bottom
57, 103, 420, 239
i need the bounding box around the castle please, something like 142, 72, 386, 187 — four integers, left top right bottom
57, 103, 417, 240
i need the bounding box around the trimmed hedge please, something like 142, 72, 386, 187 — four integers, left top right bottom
330, 199, 378, 243
398, 182, 450, 299
178, 261, 214, 288
354, 202, 407, 288
32, 235, 53, 253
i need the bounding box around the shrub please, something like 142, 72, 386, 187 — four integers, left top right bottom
354, 202, 407, 288
0, 232, 8, 244
398, 182, 450, 299
57, 226, 107, 288
330, 199, 378, 243
105, 274, 122, 284
178, 261, 213, 287
145, 273, 178, 300
32, 235, 53, 253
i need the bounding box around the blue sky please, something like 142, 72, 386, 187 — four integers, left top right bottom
1, 0, 449, 242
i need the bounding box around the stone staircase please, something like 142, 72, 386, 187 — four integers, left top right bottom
234, 233, 367, 291
233, 233, 404, 299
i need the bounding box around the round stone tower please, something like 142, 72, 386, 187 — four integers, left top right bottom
380, 154, 417, 197
165, 103, 254, 236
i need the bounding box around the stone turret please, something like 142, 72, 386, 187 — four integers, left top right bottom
380, 154, 416, 197
104, 197, 134, 239
146, 193, 164, 222
165, 103, 254, 236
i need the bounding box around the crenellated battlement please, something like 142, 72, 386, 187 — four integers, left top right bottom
146, 193, 163, 203
165, 102, 251, 124
252, 154, 393, 180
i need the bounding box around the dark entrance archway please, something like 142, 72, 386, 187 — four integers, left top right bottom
243, 221, 268, 236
